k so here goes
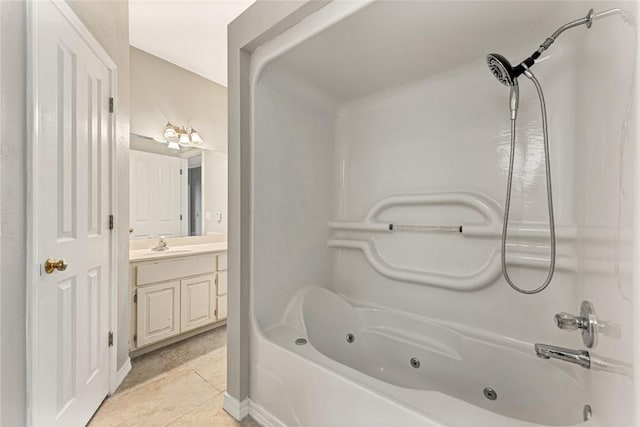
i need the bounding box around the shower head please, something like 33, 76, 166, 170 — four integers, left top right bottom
486, 8, 626, 88
486, 54, 517, 86
487, 54, 521, 119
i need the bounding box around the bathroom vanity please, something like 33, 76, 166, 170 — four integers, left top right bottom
129, 239, 227, 356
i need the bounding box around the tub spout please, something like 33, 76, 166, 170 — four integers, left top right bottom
535, 344, 591, 369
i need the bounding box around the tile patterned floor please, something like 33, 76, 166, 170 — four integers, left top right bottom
88, 326, 259, 427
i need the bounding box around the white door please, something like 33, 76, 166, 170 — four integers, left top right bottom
129, 150, 183, 239
31, 2, 115, 426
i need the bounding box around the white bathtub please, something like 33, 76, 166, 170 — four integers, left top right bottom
244, 1, 636, 426
258, 287, 596, 427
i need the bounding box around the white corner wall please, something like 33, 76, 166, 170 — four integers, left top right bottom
252, 63, 336, 328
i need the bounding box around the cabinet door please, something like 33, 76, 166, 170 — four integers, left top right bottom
137, 281, 181, 347
217, 271, 227, 295
217, 295, 227, 320
181, 274, 216, 332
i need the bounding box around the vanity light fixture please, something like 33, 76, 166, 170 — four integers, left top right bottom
164, 122, 204, 147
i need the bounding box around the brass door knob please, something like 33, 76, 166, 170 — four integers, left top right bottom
45, 258, 68, 274
129, 227, 134, 234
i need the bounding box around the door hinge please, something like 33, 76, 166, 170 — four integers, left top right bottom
108, 331, 114, 347
180, 168, 183, 175
215, 309, 217, 317
180, 214, 183, 221
133, 333, 137, 343
215, 275, 218, 285
109, 214, 114, 230
134, 294, 137, 304
109, 97, 114, 113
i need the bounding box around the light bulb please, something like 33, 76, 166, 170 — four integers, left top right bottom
179, 131, 190, 146
164, 122, 178, 140
189, 129, 203, 145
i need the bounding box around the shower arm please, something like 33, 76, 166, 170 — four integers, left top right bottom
516, 8, 627, 73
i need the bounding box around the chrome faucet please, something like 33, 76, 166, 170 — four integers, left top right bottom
151, 236, 168, 251
535, 343, 591, 369
554, 301, 599, 348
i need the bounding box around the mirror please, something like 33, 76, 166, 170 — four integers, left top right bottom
129, 133, 205, 239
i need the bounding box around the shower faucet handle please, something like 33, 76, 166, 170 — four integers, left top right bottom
554, 301, 599, 348
554, 312, 583, 331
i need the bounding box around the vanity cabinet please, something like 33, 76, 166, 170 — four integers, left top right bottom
130, 250, 227, 353
181, 274, 217, 332
136, 280, 182, 347
216, 254, 228, 320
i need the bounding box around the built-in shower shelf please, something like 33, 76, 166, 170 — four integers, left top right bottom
328, 191, 577, 290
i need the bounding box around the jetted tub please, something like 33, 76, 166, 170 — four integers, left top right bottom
260, 287, 595, 427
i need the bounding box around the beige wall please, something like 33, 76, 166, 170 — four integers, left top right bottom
130, 47, 228, 235
203, 150, 228, 235
130, 46, 228, 153
0, 1, 27, 424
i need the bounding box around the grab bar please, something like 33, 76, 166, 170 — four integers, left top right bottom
328, 220, 578, 239
389, 224, 462, 233
328, 221, 462, 233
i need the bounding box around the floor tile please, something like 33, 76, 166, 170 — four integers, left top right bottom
116, 347, 185, 395
87, 397, 128, 427
168, 395, 260, 427
187, 347, 227, 393
110, 365, 217, 426
89, 327, 236, 427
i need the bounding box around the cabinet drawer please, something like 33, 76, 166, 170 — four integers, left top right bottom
217, 271, 227, 295
181, 275, 216, 332
136, 254, 215, 286
217, 295, 227, 320
137, 281, 181, 347
217, 253, 227, 271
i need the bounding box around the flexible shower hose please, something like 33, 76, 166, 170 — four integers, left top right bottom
501, 68, 556, 294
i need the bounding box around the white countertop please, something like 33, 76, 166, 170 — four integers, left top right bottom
129, 241, 227, 262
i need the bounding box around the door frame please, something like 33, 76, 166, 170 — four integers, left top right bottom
25, 0, 119, 424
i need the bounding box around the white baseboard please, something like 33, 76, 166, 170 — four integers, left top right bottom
112, 358, 131, 393
223, 393, 286, 426
248, 399, 286, 427
223, 392, 249, 420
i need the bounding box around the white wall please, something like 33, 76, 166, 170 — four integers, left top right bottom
330, 55, 577, 341
253, 63, 336, 328
573, 12, 636, 423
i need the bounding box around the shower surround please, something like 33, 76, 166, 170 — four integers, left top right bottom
230, 1, 638, 426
